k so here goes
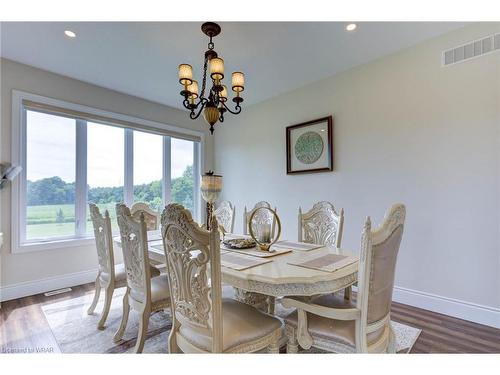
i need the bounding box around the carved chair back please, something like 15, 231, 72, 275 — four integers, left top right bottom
356, 204, 406, 346
131, 202, 160, 231
243, 201, 277, 238
298, 201, 344, 248
214, 200, 235, 233
89, 203, 115, 278
161, 203, 223, 352
116, 203, 152, 304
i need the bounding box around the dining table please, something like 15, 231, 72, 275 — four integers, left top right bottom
113, 231, 359, 314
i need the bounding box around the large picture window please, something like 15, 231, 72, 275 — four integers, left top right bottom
12, 91, 203, 252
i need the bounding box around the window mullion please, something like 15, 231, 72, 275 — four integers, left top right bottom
163, 136, 172, 208
75, 119, 87, 237
124, 129, 134, 206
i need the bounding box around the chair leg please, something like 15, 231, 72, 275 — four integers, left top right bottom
113, 288, 130, 342
134, 309, 150, 353
286, 325, 299, 354
97, 285, 114, 330
267, 339, 279, 354
344, 286, 352, 300
267, 296, 276, 315
387, 324, 396, 353
87, 276, 101, 315
168, 320, 181, 353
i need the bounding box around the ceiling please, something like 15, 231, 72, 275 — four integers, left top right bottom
0, 22, 467, 108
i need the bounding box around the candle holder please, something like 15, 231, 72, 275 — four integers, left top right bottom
200, 171, 222, 230
248, 207, 281, 251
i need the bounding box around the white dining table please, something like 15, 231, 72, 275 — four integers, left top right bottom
113, 231, 359, 311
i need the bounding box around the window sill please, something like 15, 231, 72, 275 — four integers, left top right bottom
13, 237, 95, 254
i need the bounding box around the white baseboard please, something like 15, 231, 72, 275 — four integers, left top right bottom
392, 286, 500, 329
0, 269, 97, 302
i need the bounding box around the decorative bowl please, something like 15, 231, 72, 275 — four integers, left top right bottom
223, 238, 256, 249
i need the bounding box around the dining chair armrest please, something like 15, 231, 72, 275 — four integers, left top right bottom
282, 297, 361, 321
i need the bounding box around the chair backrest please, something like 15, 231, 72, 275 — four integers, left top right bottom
298, 201, 344, 248
116, 203, 152, 304
214, 200, 235, 233
89, 203, 114, 278
243, 201, 277, 237
161, 203, 223, 352
131, 202, 160, 231
356, 204, 406, 332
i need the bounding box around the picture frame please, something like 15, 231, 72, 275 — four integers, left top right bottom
286, 116, 333, 174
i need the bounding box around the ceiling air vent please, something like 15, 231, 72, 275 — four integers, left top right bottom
442, 33, 500, 66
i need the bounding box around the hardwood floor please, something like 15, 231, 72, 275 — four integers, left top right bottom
1, 283, 499, 354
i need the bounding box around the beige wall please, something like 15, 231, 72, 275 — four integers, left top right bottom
0, 58, 214, 297
215, 23, 500, 321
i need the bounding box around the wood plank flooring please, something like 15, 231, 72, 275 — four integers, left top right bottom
1, 283, 499, 353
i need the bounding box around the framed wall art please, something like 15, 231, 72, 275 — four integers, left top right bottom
286, 116, 333, 174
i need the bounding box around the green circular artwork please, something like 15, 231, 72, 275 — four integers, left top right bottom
294, 131, 324, 164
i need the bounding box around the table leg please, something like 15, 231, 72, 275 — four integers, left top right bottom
233, 287, 275, 314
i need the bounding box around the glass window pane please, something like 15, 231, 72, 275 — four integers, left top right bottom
133, 131, 163, 211
26, 110, 76, 240
171, 138, 194, 213
87, 122, 124, 232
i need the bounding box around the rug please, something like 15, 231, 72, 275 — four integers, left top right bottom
42, 287, 421, 353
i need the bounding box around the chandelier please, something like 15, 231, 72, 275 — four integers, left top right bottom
178, 22, 245, 134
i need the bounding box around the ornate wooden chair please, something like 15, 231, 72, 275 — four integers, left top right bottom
298, 201, 349, 299
243, 201, 277, 237
113, 204, 170, 353
131, 202, 160, 231
87, 203, 127, 329
87, 204, 160, 330
298, 201, 344, 248
240, 201, 279, 314
283, 204, 406, 354
214, 200, 235, 233
161, 203, 282, 353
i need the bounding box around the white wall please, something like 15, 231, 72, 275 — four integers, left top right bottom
0, 58, 214, 300
215, 23, 500, 326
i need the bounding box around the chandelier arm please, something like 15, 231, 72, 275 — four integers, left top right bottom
189, 100, 207, 120
182, 97, 193, 110
221, 101, 242, 115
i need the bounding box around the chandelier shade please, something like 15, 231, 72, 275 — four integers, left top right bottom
178, 64, 193, 86
220, 85, 228, 101
231, 72, 245, 92
188, 80, 199, 98
209, 57, 225, 80
177, 22, 245, 134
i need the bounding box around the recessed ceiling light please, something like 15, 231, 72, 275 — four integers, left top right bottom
345, 23, 357, 32
64, 30, 76, 38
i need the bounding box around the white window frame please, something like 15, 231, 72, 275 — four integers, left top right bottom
11, 90, 204, 253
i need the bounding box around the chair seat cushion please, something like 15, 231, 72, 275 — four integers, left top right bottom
284, 294, 384, 347
179, 298, 282, 352
150, 274, 170, 303
99, 263, 161, 283
128, 274, 170, 304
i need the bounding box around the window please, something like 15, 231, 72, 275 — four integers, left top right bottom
86, 122, 125, 232
171, 138, 194, 213
133, 130, 163, 211
12, 91, 203, 252
25, 111, 76, 240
